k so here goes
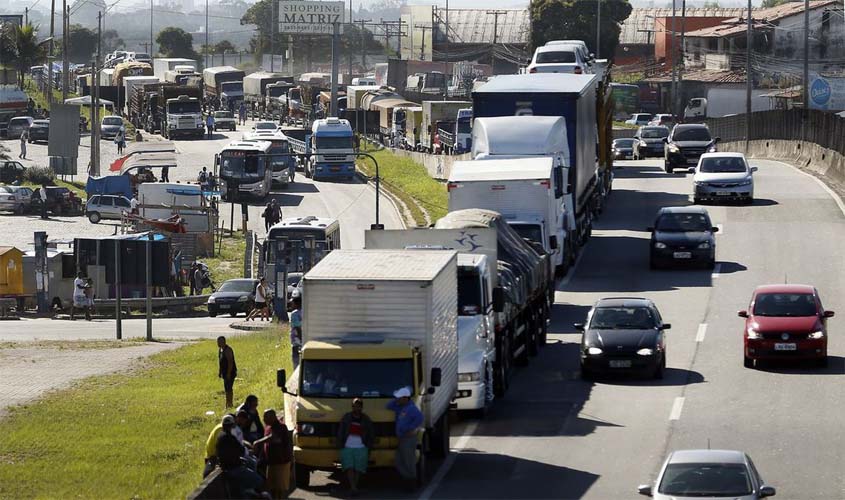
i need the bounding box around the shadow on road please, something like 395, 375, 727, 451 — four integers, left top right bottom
614, 165, 688, 180
276, 183, 320, 194
716, 261, 747, 274
589, 367, 706, 387
596, 189, 694, 231
755, 355, 845, 375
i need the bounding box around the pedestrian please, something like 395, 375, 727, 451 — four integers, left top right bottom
206, 113, 215, 139
204, 413, 245, 477
236, 394, 264, 443
239, 101, 247, 126
270, 199, 282, 226
134, 129, 143, 142
70, 272, 91, 321
39, 184, 48, 219
85, 277, 96, 319
387, 387, 423, 491
198, 167, 209, 191
218, 336, 237, 408
338, 398, 374, 497
252, 409, 293, 499
115, 128, 126, 154
246, 277, 270, 322
288, 159, 295, 184
161, 164, 170, 182
289, 296, 302, 369
19, 127, 28, 159
262, 202, 273, 232
130, 195, 139, 215
194, 264, 205, 295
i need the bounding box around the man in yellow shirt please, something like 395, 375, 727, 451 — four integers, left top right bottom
204, 415, 244, 477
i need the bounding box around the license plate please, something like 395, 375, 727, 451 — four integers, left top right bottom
609, 360, 632, 368
774, 343, 797, 351
716, 191, 731, 196
673, 252, 692, 259
218, 305, 230, 310
687, 158, 699, 164
330, 167, 340, 172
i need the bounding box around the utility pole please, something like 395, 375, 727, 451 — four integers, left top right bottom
486, 10, 507, 71
149, 0, 153, 56
670, 0, 677, 117
47, 0, 55, 105
803, 0, 809, 113
745, 0, 752, 152
445, 0, 449, 99
348, 0, 353, 82
25, 7, 29, 26
414, 24, 432, 60
92, 10, 102, 176
330, 22, 339, 116
678, 0, 687, 118
270, 0, 275, 71
596, 0, 600, 59
205, 0, 209, 68
62, 1, 68, 101
140, 41, 151, 53
359, 19, 371, 73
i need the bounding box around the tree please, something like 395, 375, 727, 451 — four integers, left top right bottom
529, 0, 632, 59
214, 40, 236, 54
102, 29, 125, 53
6, 24, 47, 87
761, 0, 787, 8
702, 0, 720, 7
156, 27, 199, 60
63, 24, 98, 63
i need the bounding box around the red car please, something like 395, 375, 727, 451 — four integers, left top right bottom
739, 284, 834, 368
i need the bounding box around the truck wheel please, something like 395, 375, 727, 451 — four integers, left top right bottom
294, 463, 311, 488
429, 413, 450, 459
494, 334, 511, 397
416, 444, 427, 487
88, 212, 101, 223
528, 313, 540, 358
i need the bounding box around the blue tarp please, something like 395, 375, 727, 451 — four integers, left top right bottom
86, 175, 132, 199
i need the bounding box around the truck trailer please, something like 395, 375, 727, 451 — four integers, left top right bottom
202, 66, 246, 111
152, 58, 197, 81
420, 101, 471, 153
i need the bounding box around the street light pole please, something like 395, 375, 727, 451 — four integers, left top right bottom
596, 0, 600, 59
149, 0, 153, 56
205, 0, 209, 68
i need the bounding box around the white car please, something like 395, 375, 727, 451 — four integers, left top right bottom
85, 194, 132, 223
253, 121, 281, 132
544, 40, 593, 63
0, 185, 34, 214
527, 44, 591, 74
626, 113, 653, 126
693, 152, 756, 205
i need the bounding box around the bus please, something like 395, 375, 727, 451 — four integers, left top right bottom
263, 216, 341, 299
215, 141, 273, 201
242, 131, 296, 188
610, 83, 641, 120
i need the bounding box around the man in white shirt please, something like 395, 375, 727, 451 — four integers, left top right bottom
71, 272, 91, 321
130, 196, 138, 215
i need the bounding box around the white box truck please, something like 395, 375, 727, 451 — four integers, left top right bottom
280, 249, 458, 487
152, 58, 197, 81
448, 157, 567, 274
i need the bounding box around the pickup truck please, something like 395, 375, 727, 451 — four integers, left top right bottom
212, 110, 237, 131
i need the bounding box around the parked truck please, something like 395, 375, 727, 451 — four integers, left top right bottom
402, 106, 424, 150
420, 101, 471, 153
0, 85, 28, 137
202, 66, 246, 111
264, 81, 297, 120
123, 75, 159, 116
152, 58, 197, 81
301, 118, 355, 180
472, 73, 613, 243
448, 157, 568, 276
243, 72, 292, 117
364, 228, 499, 413
434, 208, 552, 396
437, 107, 473, 154
151, 84, 204, 139
280, 249, 457, 487
164, 67, 200, 85
112, 61, 153, 88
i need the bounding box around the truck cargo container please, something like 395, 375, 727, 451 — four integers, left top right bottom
152, 58, 197, 81
420, 101, 471, 153
202, 66, 245, 111
112, 61, 153, 88
123, 76, 159, 116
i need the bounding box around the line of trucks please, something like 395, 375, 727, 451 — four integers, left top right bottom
277, 70, 615, 487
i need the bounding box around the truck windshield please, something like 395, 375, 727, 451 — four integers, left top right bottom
315, 136, 353, 149
269, 141, 291, 171
220, 151, 265, 178
169, 101, 201, 114
457, 119, 472, 134
300, 359, 414, 398
268, 86, 289, 97
289, 89, 301, 100
509, 223, 543, 246
458, 269, 483, 316
221, 82, 243, 92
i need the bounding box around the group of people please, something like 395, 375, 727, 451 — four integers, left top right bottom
198, 167, 217, 192
190, 262, 213, 295
203, 394, 294, 499
261, 200, 283, 232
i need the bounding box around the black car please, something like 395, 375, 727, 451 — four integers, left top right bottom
28, 120, 50, 143
30, 186, 83, 215
207, 278, 259, 317
663, 124, 719, 173
649, 206, 718, 269
632, 125, 669, 160
576, 297, 670, 379
0, 160, 26, 184
612, 138, 636, 160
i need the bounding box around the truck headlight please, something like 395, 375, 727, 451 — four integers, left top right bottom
197, 123, 204, 128
637, 348, 654, 356
697, 242, 711, 249
654, 242, 667, 249
207, 296, 216, 304
747, 328, 762, 340
297, 423, 315, 435
458, 372, 481, 383
808, 330, 825, 339
169, 124, 176, 129
587, 347, 603, 355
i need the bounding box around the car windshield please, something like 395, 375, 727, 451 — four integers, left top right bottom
300, 359, 414, 398
753, 293, 817, 317
537, 51, 576, 63
458, 268, 483, 316
103, 117, 122, 125
33, 121, 49, 127
614, 139, 635, 148
700, 157, 747, 173
217, 280, 255, 293
255, 122, 277, 130
673, 127, 712, 142
658, 463, 753, 497
641, 128, 668, 139
214, 111, 233, 119
635, 114, 652, 121
169, 101, 201, 114
656, 213, 710, 232
0, 186, 13, 193
315, 136, 353, 149
510, 223, 543, 245
590, 307, 656, 330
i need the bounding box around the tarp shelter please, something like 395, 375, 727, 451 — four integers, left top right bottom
86, 175, 132, 198
109, 141, 177, 172
0, 246, 24, 296
117, 152, 178, 175
64, 96, 115, 112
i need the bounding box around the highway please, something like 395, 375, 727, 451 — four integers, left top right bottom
298, 157, 845, 499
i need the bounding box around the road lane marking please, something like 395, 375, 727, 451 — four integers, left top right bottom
711, 263, 721, 278
669, 397, 685, 421
696, 323, 707, 342
419, 419, 480, 500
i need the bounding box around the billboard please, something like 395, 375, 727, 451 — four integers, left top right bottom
48, 104, 81, 159
278, 1, 345, 35
808, 75, 845, 112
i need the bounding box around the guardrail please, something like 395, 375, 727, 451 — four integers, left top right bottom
93, 294, 210, 309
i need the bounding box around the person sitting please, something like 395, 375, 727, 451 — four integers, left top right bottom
237, 395, 264, 443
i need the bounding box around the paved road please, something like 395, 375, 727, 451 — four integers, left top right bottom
295, 157, 845, 499
0, 316, 240, 341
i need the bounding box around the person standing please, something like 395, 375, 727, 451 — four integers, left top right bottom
194, 264, 205, 295
239, 101, 247, 125
218, 336, 237, 408
289, 296, 302, 368
70, 272, 91, 321
252, 409, 293, 499
130, 195, 139, 215
161, 165, 170, 183
19, 127, 28, 159
246, 277, 269, 322
387, 387, 423, 490
39, 184, 48, 219
236, 394, 264, 443
198, 167, 209, 191
270, 199, 282, 226
262, 202, 273, 232
338, 398, 374, 496
115, 128, 126, 154
206, 113, 215, 139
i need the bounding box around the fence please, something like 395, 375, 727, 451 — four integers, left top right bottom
706, 109, 845, 156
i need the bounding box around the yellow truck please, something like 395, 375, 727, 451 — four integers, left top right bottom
277, 249, 458, 487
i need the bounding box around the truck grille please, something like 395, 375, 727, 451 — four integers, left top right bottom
177, 118, 196, 128
324, 155, 348, 161
299, 421, 395, 438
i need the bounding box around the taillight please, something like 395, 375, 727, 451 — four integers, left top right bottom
529, 67, 537, 74
538, 180, 551, 189
447, 182, 461, 191
574, 66, 582, 74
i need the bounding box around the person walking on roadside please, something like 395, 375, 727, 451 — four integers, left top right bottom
206, 113, 215, 139
252, 409, 293, 499
246, 277, 270, 322
115, 128, 126, 154
198, 167, 209, 191
289, 296, 302, 368
39, 184, 48, 219
239, 101, 247, 126
270, 199, 282, 226
338, 398, 374, 497
387, 387, 423, 491
19, 128, 28, 159
262, 202, 273, 232
70, 272, 91, 321
161, 165, 170, 182
218, 336, 237, 408
130, 195, 139, 215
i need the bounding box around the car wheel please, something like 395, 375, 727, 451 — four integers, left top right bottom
816, 356, 828, 368
743, 356, 754, 368
653, 355, 665, 379
88, 212, 101, 223
229, 311, 237, 317
209, 311, 217, 318
294, 463, 311, 488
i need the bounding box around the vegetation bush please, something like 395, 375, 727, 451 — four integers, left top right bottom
22, 165, 56, 185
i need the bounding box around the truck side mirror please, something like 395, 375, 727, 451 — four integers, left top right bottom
276, 369, 287, 389
214, 154, 220, 167
549, 235, 558, 250
492, 286, 505, 313
430, 367, 442, 387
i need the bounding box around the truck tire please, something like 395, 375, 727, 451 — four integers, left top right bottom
294, 463, 311, 488
494, 334, 511, 397
416, 443, 427, 487
429, 413, 450, 459
528, 312, 540, 358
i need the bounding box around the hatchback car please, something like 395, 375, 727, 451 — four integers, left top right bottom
626, 113, 653, 127
633, 126, 670, 159
100, 116, 125, 140
664, 124, 718, 173
207, 278, 260, 317
612, 138, 636, 160
576, 297, 670, 379
693, 153, 756, 204
85, 194, 132, 223
740, 284, 834, 368
527, 44, 590, 74
7, 116, 34, 139
638, 449, 776, 499
213, 111, 237, 131
28, 119, 50, 143
0, 185, 34, 214
649, 207, 718, 269
648, 113, 675, 128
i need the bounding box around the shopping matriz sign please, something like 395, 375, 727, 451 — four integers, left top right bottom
278, 1, 345, 35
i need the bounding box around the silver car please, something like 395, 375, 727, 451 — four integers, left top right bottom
7, 116, 34, 139
85, 194, 131, 223
693, 152, 756, 204
100, 116, 125, 140
639, 449, 776, 499
0, 185, 34, 214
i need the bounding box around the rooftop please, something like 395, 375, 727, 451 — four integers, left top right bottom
685, 0, 839, 38
619, 7, 748, 45
436, 8, 529, 45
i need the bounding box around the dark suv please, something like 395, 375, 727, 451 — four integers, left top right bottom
663, 124, 719, 173
30, 186, 83, 216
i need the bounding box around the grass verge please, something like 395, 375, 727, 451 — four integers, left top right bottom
0, 327, 291, 498
20, 179, 87, 198
356, 146, 448, 226
205, 231, 247, 286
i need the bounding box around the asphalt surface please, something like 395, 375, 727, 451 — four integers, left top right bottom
295, 157, 845, 499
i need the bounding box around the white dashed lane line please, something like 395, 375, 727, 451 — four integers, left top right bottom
696, 323, 707, 342
669, 397, 686, 421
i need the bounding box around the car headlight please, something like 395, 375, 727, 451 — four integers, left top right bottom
738, 178, 753, 186
654, 242, 667, 249
637, 348, 654, 356
668, 144, 680, 153
297, 423, 315, 435
808, 330, 825, 339
207, 296, 216, 304
747, 328, 762, 339
697, 242, 711, 249
587, 347, 603, 355
258, 183, 264, 190
458, 372, 481, 383
238, 296, 249, 302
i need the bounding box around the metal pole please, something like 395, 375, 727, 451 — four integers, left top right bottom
360, 19, 366, 73
596, 0, 600, 59
145, 232, 153, 341
348, 0, 353, 82
205, 0, 209, 68
93, 11, 102, 176
115, 239, 122, 340
47, 0, 55, 105
678, 0, 686, 119
61, 0, 68, 101
803, 0, 810, 114
445, 0, 449, 99
331, 22, 339, 117
149, 0, 153, 57
745, 0, 752, 152
670, 0, 676, 116
375, 158, 379, 226
270, 0, 275, 72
